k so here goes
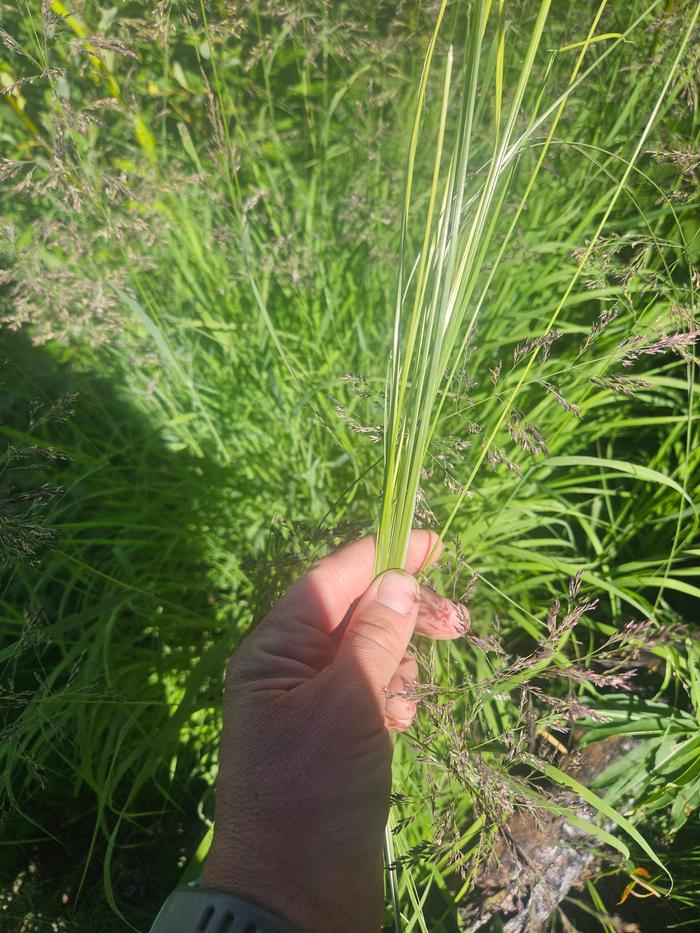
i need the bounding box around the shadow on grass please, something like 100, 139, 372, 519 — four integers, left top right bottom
0, 329, 267, 931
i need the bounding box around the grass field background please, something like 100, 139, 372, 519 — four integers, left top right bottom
1, 2, 699, 930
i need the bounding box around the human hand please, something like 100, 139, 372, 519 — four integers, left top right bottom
202, 531, 467, 932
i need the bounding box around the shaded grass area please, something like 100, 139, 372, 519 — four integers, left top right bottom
0, 331, 231, 927
0, 2, 699, 930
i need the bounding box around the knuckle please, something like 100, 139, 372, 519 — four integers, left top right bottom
351, 616, 400, 658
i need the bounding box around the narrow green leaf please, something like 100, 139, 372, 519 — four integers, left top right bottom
543, 456, 695, 506
538, 760, 671, 883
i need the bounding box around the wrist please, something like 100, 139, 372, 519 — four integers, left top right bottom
202, 838, 373, 933
202, 851, 324, 933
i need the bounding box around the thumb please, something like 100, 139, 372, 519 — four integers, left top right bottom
334, 570, 419, 695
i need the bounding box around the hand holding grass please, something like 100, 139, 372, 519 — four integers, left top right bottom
202, 530, 466, 932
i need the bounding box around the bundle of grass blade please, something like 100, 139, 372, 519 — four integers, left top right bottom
375, 0, 611, 573
378, 0, 561, 918
376, 0, 548, 573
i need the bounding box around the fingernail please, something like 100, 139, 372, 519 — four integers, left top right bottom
376, 571, 418, 616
